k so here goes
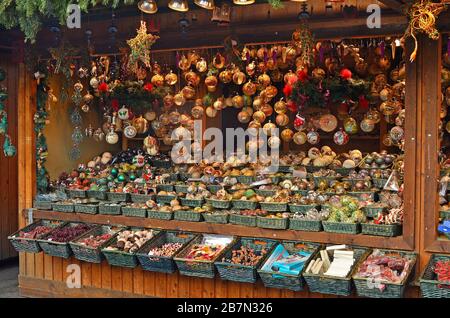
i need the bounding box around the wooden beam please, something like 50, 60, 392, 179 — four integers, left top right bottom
377, 0, 405, 14
32, 209, 412, 250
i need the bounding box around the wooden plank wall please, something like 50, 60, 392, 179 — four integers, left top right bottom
0, 55, 19, 261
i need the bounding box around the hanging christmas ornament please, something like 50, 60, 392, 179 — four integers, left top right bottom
268, 135, 281, 149
81, 104, 90, 113
243, 81, 257, 96
133, 116, 149, 134
232, 95, 244, 109
246, 61, 256, 76
252, 110, 266, 123
237, 110, 251, 123
93, 128, 105, 142
182, 85, 196, 100
165, 70, 178, 86
174, 92, 186, 107
263, 121, 277, 136
294, 113, 306, 131
281, 128, 294, 142
206, 106, 218, 118
274, 99, 287, 114
293, 131, 307, 145
275, 113, 289, 127
248, 120, 261, 135
205, 75, 218, 92
123, 124, 138, 138
319, 114, 338, 133
390, 126, 404, 144
106, 129, 119, 144
233, 70, 246, 85
260, 104, 273, 117
118, 106, 130, 120
185, 71, 201, 86
213, 98, 225, 111
343, 117, 358, 134
333, 128, 349, 146
196, 58, 208, 73
191, 105, 204, 119
307, 129, 320, 145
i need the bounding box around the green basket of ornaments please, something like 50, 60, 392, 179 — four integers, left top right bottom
174, 234, 236, 279
361, 222, 402, 237
74, 201, 100, 215
101, 228, 159, 268
70, 225, 122, 263
206, 184, 223, 194
229, 213, 257, 227
258, 241, 319, 291
236, 175, 256, 184
259, 202, 288, 212
372, 178, 389, 189
107, 191, 129, 202
66, 189, 86, 199
322, 221, 361, 234
312, 176, 338, 188
98, 202, 124, 215
130, 193, 155, 203
291, 189, 309, 196
52, 201, 75, 213
347, 191, 376, 201
353, 249, 417, 298
156, 194, 177, 205
257, 214, 289, 229
37, 222, 95, 259
203, 211, 230, 224
156, 184, 174, 192
147, 209, 174, 220
206, 198, 231, 209
121, 204, 148, 218
231, 200, 258, 210
174, 210, 204, 222
289, 218, 323, 232
174, 184, 190, 194
420, 253, 450, 298
215, 237, 278, 283
33, 200, 53, 210
335, 168, 352, 176
179, 197, 205, 208
8, 220, 64, 253
289, 204, 319, 214
136, 231, 197, 274
255, 189, 277, 197
303, 246, 369, 296
86, 190, 107, 200
363, 204, 387, 218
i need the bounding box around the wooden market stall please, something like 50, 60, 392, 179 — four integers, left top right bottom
1, 0, 449, 297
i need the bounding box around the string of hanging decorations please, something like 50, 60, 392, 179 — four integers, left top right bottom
0, 68, 16, 157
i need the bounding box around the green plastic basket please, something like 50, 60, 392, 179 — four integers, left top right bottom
259, 202, 288, 212
215, 237, 278, 283
207, 185, 224, 194
122, 206, 147, 218
174, 184, 190, 194
312, 176, 338, 187
38, 223, 96, 259
74, 203, 99, 214
353, 249, 417, 298
33, 200, 53, 210
86, 190, 107, 200
257, 216, 289, 229
231, 200, 258, 210
258, 241, 319, 291
335, 168, 352, 176
322, 221, 361, 234
203, 212, 230, 224
174, 210, 203, 222
179, 197, 204, 207
70, 226, 122, 263
130, 193, 155, 203
66, 189, 86, 199
236, 176, 256, 184
107, 192, 129, 202
361, 223, 402, 237
372, 178, 389, 189
289, 218, 323, 232
52, 202, 75, 213
136, 231, 197, 273
304, 247, 369, 296
291, 189, 310, 196
98, 203, 123, 215
420, 254, 450, 298
206, 199, 231, 209
278, 165, 292, 173
229, 214, 257, 227
156, 195, 177, 205
156, 184, 174, 192
363, 205, 387, 218
255, 189, 277, 197
347, 191, 376, 202
101, 228, 159, 268
174, 235, 236, 279
8, 220, 64, 253
147, 209, 173, 220
289, 204, 319, 214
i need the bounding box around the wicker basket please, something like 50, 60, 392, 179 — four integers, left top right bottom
130, 193, 155, 203
236, 175, 256, 184
353, 249, 417, 298
289, 204, 319, 214
206, 199, 231, 209
156, 184, 174, 192
231, 200, 258, 210
174, 235, 236, 279
203, 212, 229, 224
8, 220, 63, 253
179, 197, 204, 207
147, 209, 173, 220
420, 254, 450, 298
86, 190, 107, 200
322, 221, 361, 234
361, 223, 402, 237
174, 210, 203, 222
156, 195, 177, 205
289, 218, 323, 232
136, 231, 197, 273
174, 184, 190, 194
259, 202, 288, 212
258, 241, 319, 291
101, 228, 159, 268
255, 189, 277, 197
215, 237, 278, 283
33, 200, 53, 210
229, 213, 257, 227
440, 210, 450, 220
98, 203, 123, 215
122, 206, 147, 218
38, 223, 95, 259
257, 216, 289, 229
107, 192, 129, 202
363, 205, 387, 218
52, 202, 75, 213
372, 178, 389, 189
66, 189, 86, 199
74, 203, 99, 214
304, 247, 369, 296
70, 226, 121, 263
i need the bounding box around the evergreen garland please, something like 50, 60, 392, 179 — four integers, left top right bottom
0, 68, 16, 157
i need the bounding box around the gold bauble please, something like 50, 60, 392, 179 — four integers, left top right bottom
252, 110, 266, 123
133, 116, 149, 134
274, 99, 287, 114
232, 95, 244, 108
213, 98, 225, 111
219, 69, 233, 84
252, 96, 263, 110
248, 120, 261, 135
293, 131, 307, 145
284, 70, 297, 84
151, 73, 164, 87
173, 92, 186, 107
206, 106, 217, 118
263, 121, 277, 136
257, 73, 271, 88
281, 128, 294, 142
184, 71, 200, 86
205, 75, 218, 92
164, 94, 175, 108
196, 58, 208, 73
237, 110, 251, 123
232, 70, 246, 85
182, 85, 196, 100
264, 85, 278, 99
243, 81, 257, 96
260, 104, 273, 117
275, 113, 289, 126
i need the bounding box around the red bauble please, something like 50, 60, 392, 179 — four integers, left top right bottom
358, 95, 369, 110
283, 84, 293, 97
144, 83, 154, 92
297, 69, 308, 82
340, 68, 352, 80
287, 100, 298, 113
98, 82, 109, 93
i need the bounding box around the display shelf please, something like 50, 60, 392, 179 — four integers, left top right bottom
30, 209, 411, 250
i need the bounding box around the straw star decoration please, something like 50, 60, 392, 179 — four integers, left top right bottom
127, 21, 159, 72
